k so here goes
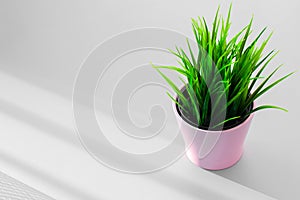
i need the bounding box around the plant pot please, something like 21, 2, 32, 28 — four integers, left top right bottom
172, 93, 255, 170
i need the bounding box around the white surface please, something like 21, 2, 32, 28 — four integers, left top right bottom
0, 0, 299, 199
0, 71, 276, 200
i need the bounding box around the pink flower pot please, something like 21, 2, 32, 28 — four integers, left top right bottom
173, 98, 255, 170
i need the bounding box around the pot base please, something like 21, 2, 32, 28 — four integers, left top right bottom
185, 149, 244, 170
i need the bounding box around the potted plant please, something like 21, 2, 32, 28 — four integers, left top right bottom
152, 5, 294, 170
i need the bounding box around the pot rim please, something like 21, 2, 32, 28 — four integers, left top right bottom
172, 90, 255, 134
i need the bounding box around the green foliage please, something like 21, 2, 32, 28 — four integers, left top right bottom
152, 5, 294, 130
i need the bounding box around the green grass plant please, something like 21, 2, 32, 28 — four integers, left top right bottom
153, 5, 294, 130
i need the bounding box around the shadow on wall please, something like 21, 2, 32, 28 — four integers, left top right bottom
0, 98, 79, 148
